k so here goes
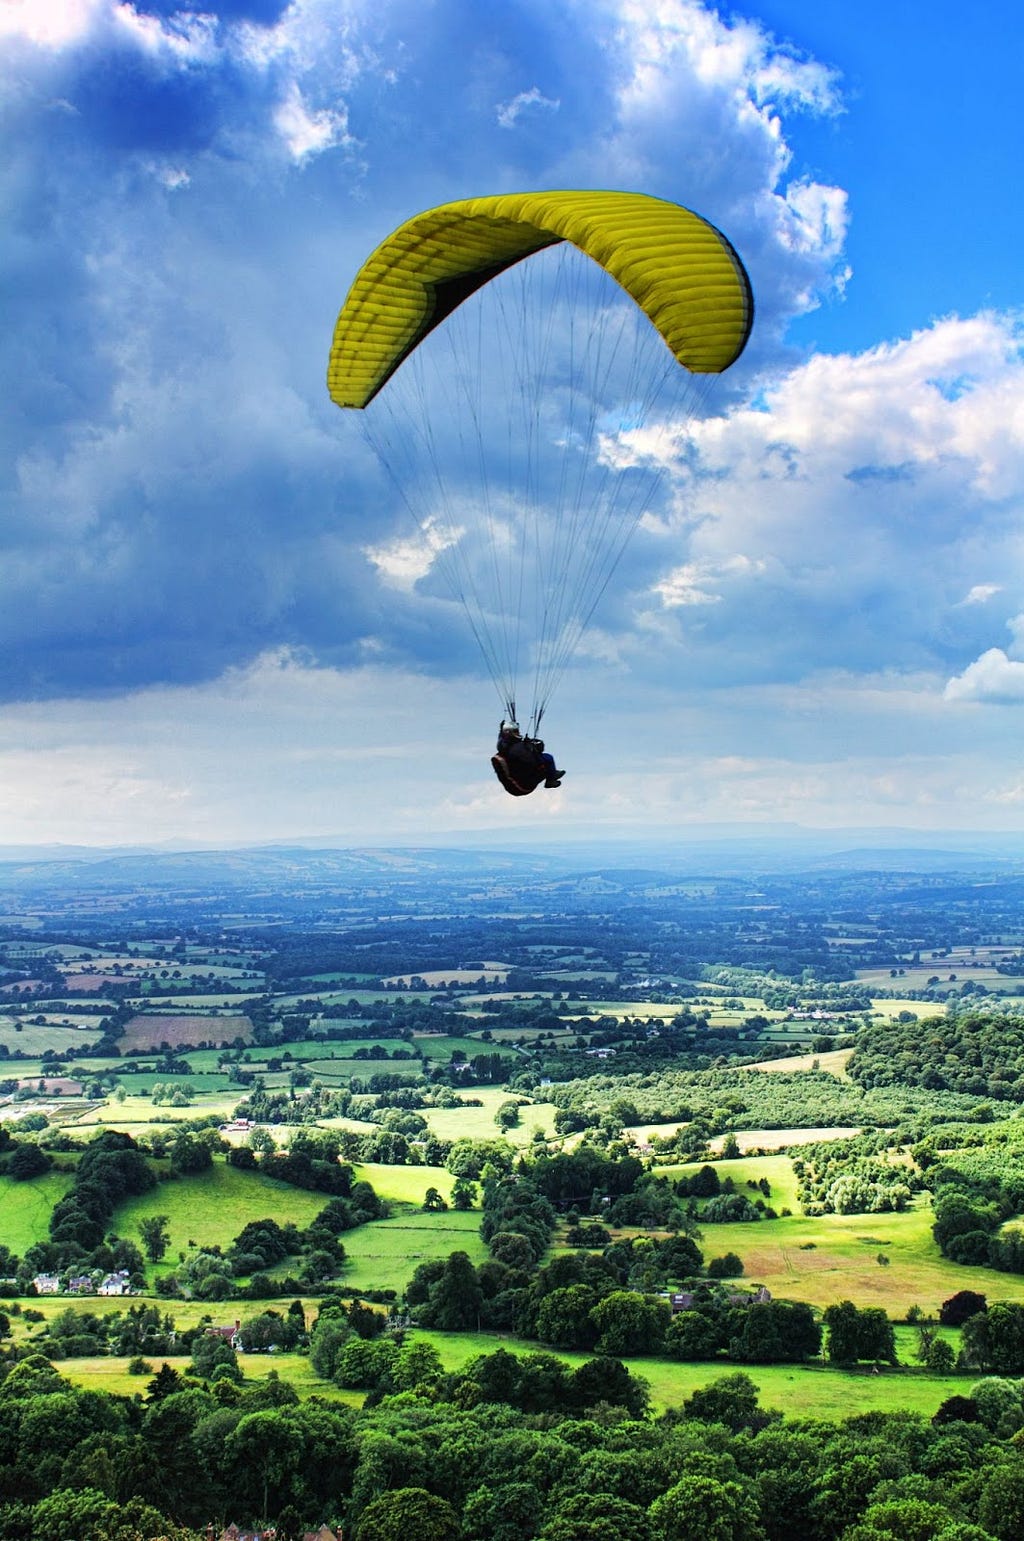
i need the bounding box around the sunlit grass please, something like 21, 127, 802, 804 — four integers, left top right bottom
412, 1329, 969, 1420
0, 1170, 75, 1252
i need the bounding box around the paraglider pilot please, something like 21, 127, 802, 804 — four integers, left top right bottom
492, 722, 565, 797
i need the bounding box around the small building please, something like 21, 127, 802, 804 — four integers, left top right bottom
32, 1273, 60, 1295
66, 1274, 94, 1294
99, 1269, 130, 1296
207, 1319, 242, 1348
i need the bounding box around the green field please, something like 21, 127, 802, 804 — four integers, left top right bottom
341, 1209, 488, 1293
0, 1021, 103, 1053
59, 1353, 363, 1406
665, 1198, 1024, 1316
352, 1162, 458, 1204
662, 1153, 804, 1214
0, 1171, 75, 1253
413, 1330, 969, 1419
114, 1161, 334, 1268
421, 1087, 558, 1145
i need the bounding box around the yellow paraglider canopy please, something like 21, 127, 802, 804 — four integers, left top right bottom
328, 190, 753, 408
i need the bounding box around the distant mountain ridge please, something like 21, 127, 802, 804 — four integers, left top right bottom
2, 831, 1024, 898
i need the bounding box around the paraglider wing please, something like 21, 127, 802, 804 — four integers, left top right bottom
328, 190, 753, 409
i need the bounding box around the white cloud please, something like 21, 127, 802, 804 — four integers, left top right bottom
958, 583, 1002, 605
945, 649, 1024, 703
273, 79, 353, 161
496, 86, 560, 129
653, 554, 765, 608
364, 519, 463, 591
112, 3, 219, 65
0, 0, 104, 48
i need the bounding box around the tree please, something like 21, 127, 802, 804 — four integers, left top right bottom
843, 1498, 960, 1541
191, 1332, 242, 1383
146, 1362, 183, 1401
224, 1409, 305, 1522
979, 1462, 1024, 1540
940, 1290, 988, 1327
170, 1133, 213, 1175
665, 1309, 724, 1361
569, 1356, 649, 1417
536, 1285, 600, 1350
420, 1251, 484, 1331
539, 1491, 652, 1541
354, 1487, 460, 1541
963, 1303, 1024, 1376
309, 1318, 350, 1381
925, 1338, 956, 1374
682, 1372, 772, 1432
463, 1480, 543, 1541
495, 1100, 521, 1129
823, 1300, 896, 1366
138, 1215, 171, 1263
8, 1143, 52, 1180
649, 1474, 763, 1541
588, 1289, 670, 1356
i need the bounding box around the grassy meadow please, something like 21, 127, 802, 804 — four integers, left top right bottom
413, 1330, 970, 1420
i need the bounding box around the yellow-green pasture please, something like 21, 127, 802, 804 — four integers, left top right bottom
414, 1330, 968, 1421
420, 1087, 559, 1146
352, 1162, 458, 1205
0, 1170, 75, 1253
629, 1121, 862, 1153
869, 999, 945, 1020
71, 1089, 241, 1133
114, 1162, 332, 1268
107, 1159, 487, 1294
58, 1354, 362, 1407
660, 1154, 803, 1214
128, 993, 265, 1009
339, 1209, 489, 1294
383, 968, 510, 987
709, 1127, 863, 1154
673, 1199, 1023, 1317
0, 1020, 103, 1053
856, 962, 1006, 992
742, 1048, 854, 1078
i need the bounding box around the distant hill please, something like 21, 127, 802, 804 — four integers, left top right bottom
2, 830, 1024, 901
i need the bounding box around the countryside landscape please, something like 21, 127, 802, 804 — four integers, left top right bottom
3, 841, 1024, 1538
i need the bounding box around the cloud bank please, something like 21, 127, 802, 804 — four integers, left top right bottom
4, 0, 1024, 840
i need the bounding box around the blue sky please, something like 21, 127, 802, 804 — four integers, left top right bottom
2, 0, 1023, 846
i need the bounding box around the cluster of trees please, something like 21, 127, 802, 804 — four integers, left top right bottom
850, 1012, 1024, 1102
930, 1167, 1024, 1274
793, 1136, 917, 1216
27, 1303, 178, 1362
11, 1340, 1024, 1540
545, 1066, 995, 1145
21, 1129, 158, 1282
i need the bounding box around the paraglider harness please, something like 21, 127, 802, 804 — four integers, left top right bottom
491, 718, 563, 797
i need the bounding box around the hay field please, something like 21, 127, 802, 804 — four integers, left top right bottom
120, 1014, 253, 1051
